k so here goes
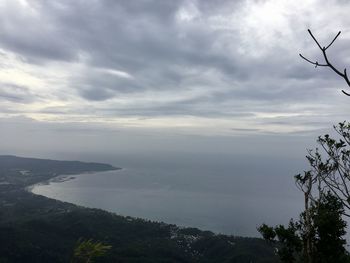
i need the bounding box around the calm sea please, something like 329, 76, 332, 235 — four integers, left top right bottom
31, 152, 304, 237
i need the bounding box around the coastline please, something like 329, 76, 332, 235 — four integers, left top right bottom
26, 168, 122, 195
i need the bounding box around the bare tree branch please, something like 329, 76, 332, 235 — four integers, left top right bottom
300, 29, 350, 96
299, 54, 328, 67
325, 31, 341, 50
308, 29, 323, 50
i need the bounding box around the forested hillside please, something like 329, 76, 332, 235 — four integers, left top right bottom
0, 155, 278, 262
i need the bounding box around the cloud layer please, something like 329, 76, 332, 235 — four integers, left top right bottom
0, 0, 350, 135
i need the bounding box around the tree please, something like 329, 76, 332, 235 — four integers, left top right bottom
71, 239, 112, 263
305, 122, 350, 217
258, 192, 349, 263
311, 193, 348, 263
258, 220, 302, 263
299, 29, 350, 96
259, 122, 350, 262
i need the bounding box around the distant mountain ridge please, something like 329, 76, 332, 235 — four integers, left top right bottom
0, 155, 119, 186
0, 154, 119, 174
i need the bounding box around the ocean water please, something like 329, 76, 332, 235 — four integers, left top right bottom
31, 152, 304, 237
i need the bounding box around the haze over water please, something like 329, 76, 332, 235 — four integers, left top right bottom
32, 152, 304, 237
0, 1, 350, 257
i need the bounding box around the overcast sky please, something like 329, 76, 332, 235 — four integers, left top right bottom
1, 0, 350, 158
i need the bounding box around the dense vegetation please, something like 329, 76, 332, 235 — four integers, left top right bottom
0, 155, 278, 262
259, 123, 350, 263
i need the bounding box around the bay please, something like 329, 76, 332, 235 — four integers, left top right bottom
31, 152, 304, 237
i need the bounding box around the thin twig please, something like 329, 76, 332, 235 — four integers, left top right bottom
299, 54, 328, 67
300, 29, 350, 96
307, 29, 323, 50
325, 31, 341, 50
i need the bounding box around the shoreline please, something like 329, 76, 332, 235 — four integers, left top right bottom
26, 168, 122, 195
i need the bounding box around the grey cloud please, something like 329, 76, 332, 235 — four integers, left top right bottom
0, 1, 240, 73
0, 31, 78, 63
98, 104, 255, 118
0, 0, 349, 123
39, 106, 73, 115
0, 83, 36, 103
0, 116, 316, 158
79, 87, 114, 101
230, 128, 261, 132
0, 2, 78, 62
74, 71, 143, 101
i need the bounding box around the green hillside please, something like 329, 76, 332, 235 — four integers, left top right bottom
0, 155, 278, 262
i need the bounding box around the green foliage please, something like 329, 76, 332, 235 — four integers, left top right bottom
259, 122, 350, 263
72, 239, 112, 263
311, 193, 348, 263
258, 192, 350, 263
258, 221, 302, 263
0, 186, 279, 262
307, 122, 350, 213
0, 155, 279, 262
258, 224, 276, 241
